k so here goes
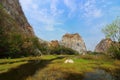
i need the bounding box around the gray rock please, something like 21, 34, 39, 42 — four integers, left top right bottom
0, 0, 34, 36
95, 38, 112, 53
60, 33, 86, 54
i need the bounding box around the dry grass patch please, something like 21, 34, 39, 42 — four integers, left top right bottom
0, 55, 120, 80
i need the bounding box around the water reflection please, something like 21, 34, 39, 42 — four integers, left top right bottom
83, 69, 114, 80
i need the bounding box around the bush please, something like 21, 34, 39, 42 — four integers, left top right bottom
0, 30, 42, 58
108, 43, 120, 59
50, 46, 79, 55
86, 51, 104, 55
0, 6, 43, 58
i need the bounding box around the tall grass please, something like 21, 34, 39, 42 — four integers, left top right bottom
0, 55, 120, 80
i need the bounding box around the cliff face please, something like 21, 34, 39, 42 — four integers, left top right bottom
95, 38, 112, 53
49, 40, 59, 48
0, 0, 34, 36
0, 0, 36, 57
60, 33, 86, 54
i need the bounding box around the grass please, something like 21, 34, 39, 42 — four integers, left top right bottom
0, 55, 120, 80
0, 56, 41, 73
0, 4, 2, 9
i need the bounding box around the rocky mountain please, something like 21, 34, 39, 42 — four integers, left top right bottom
0, 0, 37, 58
0, 0, 87, 56
0, 0, 34, 36
49, 40, 59, 48
60, 33, 86, 54
95, 38, 113, 53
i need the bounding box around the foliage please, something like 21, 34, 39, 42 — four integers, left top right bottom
102, 17, 120, 59
0, 31, 33, 58
0, 6, 46, 58
0, 3, 3, 9
50, 46, 79, 55
0, 55, 120, 80
86, 51, 104, 55
37, 42, 49, 55
102, 17, 120, 42
108, 43, 120, 59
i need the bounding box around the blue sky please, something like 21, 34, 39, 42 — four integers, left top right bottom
19, 0, 120, 51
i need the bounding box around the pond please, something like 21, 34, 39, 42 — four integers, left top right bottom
83, 69, 115, 80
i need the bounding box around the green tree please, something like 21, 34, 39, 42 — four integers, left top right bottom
50, 46, 79, 55
102, 17, 120, 59
102, 17, 120, 42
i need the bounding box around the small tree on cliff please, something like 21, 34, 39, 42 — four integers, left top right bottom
102, 17, 120, 59
102, 17, 120, 42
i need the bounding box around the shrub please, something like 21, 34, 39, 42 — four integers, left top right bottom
108, 43, 120, 59
50, 46, 79, 55
0, 6, 41, 58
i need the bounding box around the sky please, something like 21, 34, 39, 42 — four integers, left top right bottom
19, 0, 120, 51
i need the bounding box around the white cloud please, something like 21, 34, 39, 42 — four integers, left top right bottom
81, 0, 102, 18
63, 0, 77, 17
20, 0, 112, 51
20, 0, 64, 31
20, 0, 68, 42
64, 0, 76, 11
50, 0, 58, 16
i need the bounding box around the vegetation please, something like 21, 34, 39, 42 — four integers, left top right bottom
102, 17, 120, 59
108, 43, 120, 59
102, 17, 120, 42
0, 1, 120, 80
0, 55, 120, 80
0, 5, 43, 58
50, 46, 79, 55
0, 5, 77, 58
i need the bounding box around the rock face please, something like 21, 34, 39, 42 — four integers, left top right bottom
95, 38, 113, 53
0, 0, 34, 36
49, 40, 59, 48
60, 33, 86, 54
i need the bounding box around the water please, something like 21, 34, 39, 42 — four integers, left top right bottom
83, 69, 115, 80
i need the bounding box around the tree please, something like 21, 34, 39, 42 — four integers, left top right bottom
102, 17, 120, 42
108, 43, 120, 59
50, 46, 79, 55
102, 17, 120, 59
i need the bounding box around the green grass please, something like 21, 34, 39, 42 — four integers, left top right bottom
0, 61, 27, 73
40, 55, 58, 59
0, 56, 41, 72
0, 3, 3, 9
0, 55, 120, 80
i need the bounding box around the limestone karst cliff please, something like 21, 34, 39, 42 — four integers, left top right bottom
60, 33, 86, 54
0, 0, 37, 57
94, 38, 113, 53
49, 40, 59, 48
0, 0, 87, 56
0, 0, 34, 36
